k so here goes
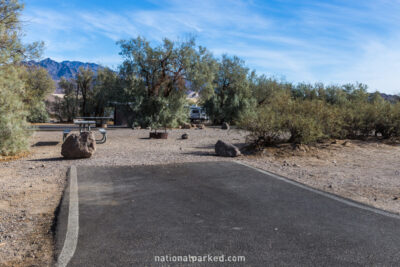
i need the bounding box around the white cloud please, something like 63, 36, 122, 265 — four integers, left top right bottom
21, 0, 400, 93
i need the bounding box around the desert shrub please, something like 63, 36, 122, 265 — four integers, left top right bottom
240, 78, 400, 147
27, 101, 49, 123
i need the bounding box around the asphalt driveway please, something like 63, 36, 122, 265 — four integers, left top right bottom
55, 161, 400, 266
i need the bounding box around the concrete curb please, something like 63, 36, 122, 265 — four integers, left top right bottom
56, 166, 79, 267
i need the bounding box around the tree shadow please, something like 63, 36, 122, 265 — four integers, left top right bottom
28, 157, 66, 162
182, 151, 216, 157
32, 141, 59, 147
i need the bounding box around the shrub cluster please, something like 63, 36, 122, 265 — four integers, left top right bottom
239, 82, 400, 147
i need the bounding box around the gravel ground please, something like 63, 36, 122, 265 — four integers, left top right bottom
1, 127, 400, 266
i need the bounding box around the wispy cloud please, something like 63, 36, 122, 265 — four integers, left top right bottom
22, 0, 400, 93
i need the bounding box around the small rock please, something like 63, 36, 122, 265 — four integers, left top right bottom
374, 198, 377, 201
295, 144, 309, 152
182, 123, 191, 129
41, 164, 45, 168
221, 122, 230, 130
29, 166, 35, 170
181, 133, 189, 140
393, 197, 398, 200
342, 141, 351, 146
196, 124, 205, 129
215, 140, 241, 157
332, 160, 337, 164
328, 184, 332, 188
282, 160, 290, 166
331, 140, 337, 144
292, 163, 300, 167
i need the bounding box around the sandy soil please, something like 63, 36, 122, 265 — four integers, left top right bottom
1, 128, 400, 266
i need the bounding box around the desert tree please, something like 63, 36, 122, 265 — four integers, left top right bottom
204, 55, 255, 124
118, 36, 216, 128
0, 0, 43, 155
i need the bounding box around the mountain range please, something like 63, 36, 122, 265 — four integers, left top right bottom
26, 58, 399, 101
25, 58, 102, 93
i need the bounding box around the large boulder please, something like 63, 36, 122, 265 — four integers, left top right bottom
221, 122, 230, 130
61, 132, 96, 159
215, 140, 241, 157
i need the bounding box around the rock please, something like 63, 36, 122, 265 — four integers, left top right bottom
295, 144, 309, 152
196, 124, 205, 129
215, 140, 241, 157
29, 166, 35, 170
342, 141, 351, 146
61, 132, 96, 159
221, 122, 230, 130
393, 197, 398, 201
41, 164, 45, 168
132, 126, 141, 130
182, 123, 191, 129
182, 133, 189, 139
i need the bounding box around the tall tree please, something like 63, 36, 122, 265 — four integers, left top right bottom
76, 67, 94, 116
118, 36, 215, 128
204, 55, 255, 124
22, 66, 55, 122
0, 0, 43, 155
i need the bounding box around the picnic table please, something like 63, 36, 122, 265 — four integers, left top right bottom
76, 117, 112, 127
74, 120, 96, 133
63, 120, 107, 144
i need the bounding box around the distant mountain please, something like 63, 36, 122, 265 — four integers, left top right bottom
25, 58, 102, 93
379, 93, 400, 103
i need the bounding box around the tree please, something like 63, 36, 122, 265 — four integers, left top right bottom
22, 66, 55, 122
57, 77, 79, 122
204, 55, 255, 124
76, 67, 94, 116
88, 68, 118, 117
0, 0, 43, 155
118, 36, 215, 128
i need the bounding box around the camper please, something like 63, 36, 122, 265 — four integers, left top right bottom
189, 106, 208, 122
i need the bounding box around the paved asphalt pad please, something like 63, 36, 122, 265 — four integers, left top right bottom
56, 162, 400, 266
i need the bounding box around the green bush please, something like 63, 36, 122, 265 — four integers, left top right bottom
27, 101, 49, 123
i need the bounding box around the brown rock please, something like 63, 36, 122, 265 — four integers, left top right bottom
342, 141, 351, 146
182, 123, 191, 129
215, 140, 241, 157
196, 124, 205, 129
61, 132, 96, 159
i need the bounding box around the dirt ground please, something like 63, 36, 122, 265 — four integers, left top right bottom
1, 128, 400, 266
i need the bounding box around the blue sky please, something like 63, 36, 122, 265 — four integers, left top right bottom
22, 0, 400, 94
